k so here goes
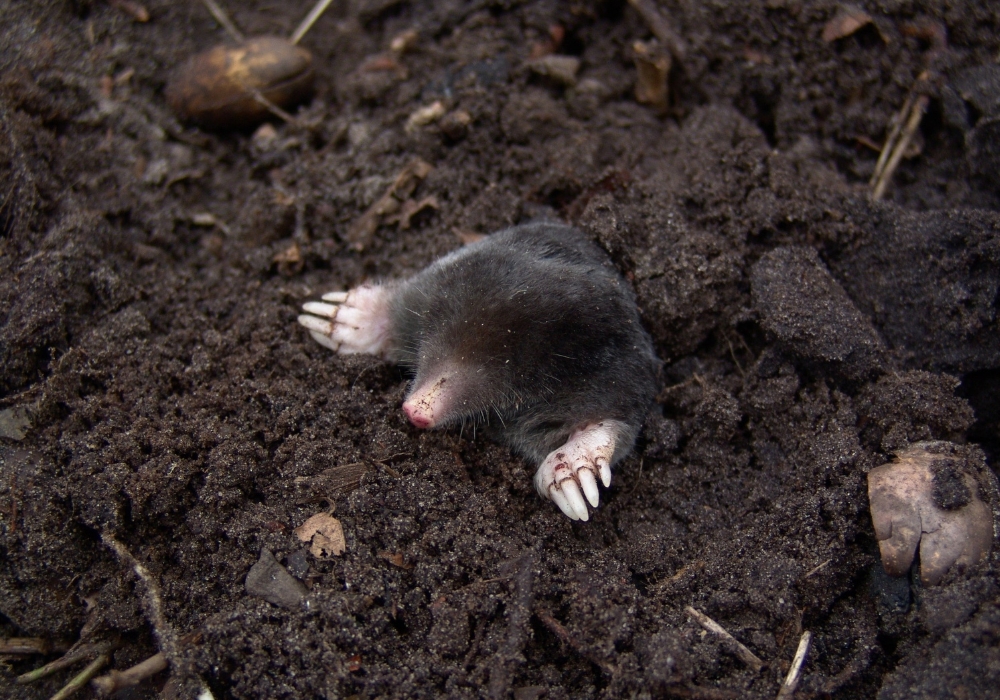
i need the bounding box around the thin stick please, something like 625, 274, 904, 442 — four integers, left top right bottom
685, 606, 764, 671
871, 94, 928, 201
1, 637, 63, 656
776, 631, 812, 700
627, 0, 687, 60
17, 643, 114, 684
199, 0, 244, 42
246, 86, 297, 124
50, 653, 110, 700
803, 559, 832, 579
535, 608, 617, 674
100, 533, 178, 664
869, 93, 913, 186
91, 652, 168, 696
290, 0, 336, 45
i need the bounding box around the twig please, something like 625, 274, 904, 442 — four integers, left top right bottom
199, 0, 243, 42
290, 0, 336, 45
627, 0, 686, 60
685, 606, 764, 671
1, 637, 67, 656
870, 78, 929, 201
487, 553, 537, 699
50, 653, 110, 700
91, 652, 168, 696
776, 631, 812, 700
803, 559, 832, 579
535, 608, 616, 674
17, 643, 115, 684
245, 85, 298, 124
100, 533, 179, 665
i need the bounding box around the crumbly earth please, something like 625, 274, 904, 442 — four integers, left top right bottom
2, 1, 999, 698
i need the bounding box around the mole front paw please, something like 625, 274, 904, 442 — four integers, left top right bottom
298, 284, 393, 357
534, 422, 618, 521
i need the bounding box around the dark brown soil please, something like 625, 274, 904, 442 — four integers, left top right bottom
2, 1, 999, 698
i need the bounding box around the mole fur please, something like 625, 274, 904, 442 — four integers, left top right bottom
385, 221, 659, 466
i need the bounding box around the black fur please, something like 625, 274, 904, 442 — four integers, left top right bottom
387, 222, 659, 464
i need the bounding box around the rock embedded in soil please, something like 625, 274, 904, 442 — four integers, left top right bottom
245, 549, 307, 609
868, 441, 994, 585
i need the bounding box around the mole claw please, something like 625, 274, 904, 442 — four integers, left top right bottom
549, 488, 578, 521
579, 468, 600, 508
308, 330, 339, 352
298, 284, 393, 357
298, 314, 333, 335
535, 423, 622, 520
302, 301, 340, 318
597, 459, 611, 488
562, 480, 590, 521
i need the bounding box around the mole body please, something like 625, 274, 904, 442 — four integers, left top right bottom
298, 222, 659, 520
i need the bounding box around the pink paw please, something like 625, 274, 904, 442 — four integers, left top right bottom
534, 422, 620, 521
298, 284, 393, 357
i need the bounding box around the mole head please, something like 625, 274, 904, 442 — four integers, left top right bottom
400, 326, 519, 430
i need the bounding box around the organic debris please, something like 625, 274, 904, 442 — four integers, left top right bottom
527, 55, 580, 86
627, 0, 686, 60
821, 5, 875, 43
633, 40, 671, 113
294, 512, 347, 557
868, 442, 993, 585
346, 158, 434, 250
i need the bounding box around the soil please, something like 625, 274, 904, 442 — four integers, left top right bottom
2, 1, 1000, 698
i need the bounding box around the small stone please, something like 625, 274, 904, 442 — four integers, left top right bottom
528, 54, 580, 86
285, 548, 310, 579
0, 407, 31, 441
251, 123, 279, 150
439, 110, 472, 140
245, 549, 307, 609
405, 100, 447, 133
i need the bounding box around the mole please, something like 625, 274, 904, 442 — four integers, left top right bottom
298, 221, 659, 520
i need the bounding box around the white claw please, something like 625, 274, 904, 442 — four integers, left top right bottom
562, 480, 590, 521
298, 314, 333, 335
549, 488, 579, 521
309, 331, 339, 351
597, 459, 611, 488
578, 468, 600, 508
534, 422, 623, 520
299, 284, 394, 357
302, 301, 340, 318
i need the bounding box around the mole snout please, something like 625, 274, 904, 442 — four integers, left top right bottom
401, 371, 456, 428
297, 221, 659, 520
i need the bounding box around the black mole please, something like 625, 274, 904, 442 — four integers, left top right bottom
298, 221, 659, 520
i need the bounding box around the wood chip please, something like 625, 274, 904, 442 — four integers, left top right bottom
822, 5, 873, 43
633, 40, 671, 113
